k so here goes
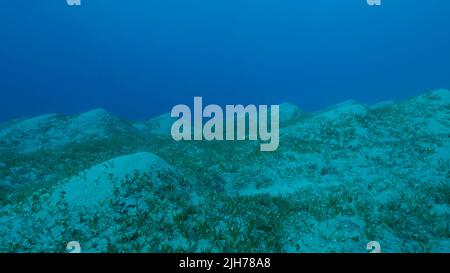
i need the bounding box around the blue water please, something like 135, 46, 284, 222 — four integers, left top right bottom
1, 0, 449, 122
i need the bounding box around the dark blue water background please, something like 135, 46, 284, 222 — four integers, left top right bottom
1, 0, 449, 122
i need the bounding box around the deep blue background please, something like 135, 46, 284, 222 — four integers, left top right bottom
0, 0, 449, 122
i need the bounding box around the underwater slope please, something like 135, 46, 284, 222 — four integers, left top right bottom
0, 89, 449, 252
0, 152, 200, 252
0, 102, 305, 154
0, 108, 138, 154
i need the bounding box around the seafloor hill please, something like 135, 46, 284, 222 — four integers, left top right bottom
0, 89, 449, 253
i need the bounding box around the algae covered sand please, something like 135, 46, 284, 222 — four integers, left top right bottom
0, 89, 449, 253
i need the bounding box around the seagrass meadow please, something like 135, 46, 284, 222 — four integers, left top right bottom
0, 89, 449, 253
